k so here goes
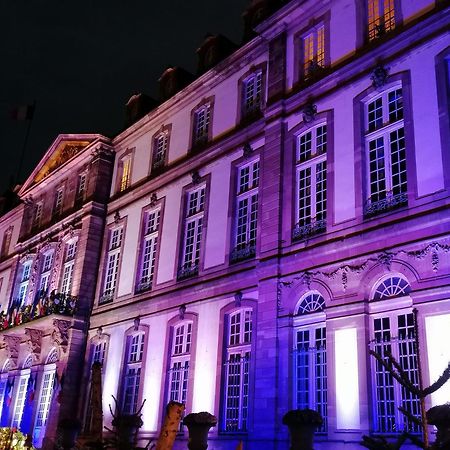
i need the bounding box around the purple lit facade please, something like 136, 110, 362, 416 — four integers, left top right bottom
0, 0, 449, 449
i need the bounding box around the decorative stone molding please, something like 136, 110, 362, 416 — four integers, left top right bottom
50, 240, 63, 291
133, 317, 140, 331
191, 170, 201, 185
25, 328, 43, 362
91, 144, 114, 158
179, 304, 186, 320
114, 211, 121, 224
28, 255, 41, 301
370, 64, 390, 89
150, 192, 158, 207
52, 319, 71, 353
302, 103, 317, 124
234, 291, 243, 307
3, 335, 21, 367
243, 142, 253, 158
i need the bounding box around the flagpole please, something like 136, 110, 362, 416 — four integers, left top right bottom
16, 100, 36, 186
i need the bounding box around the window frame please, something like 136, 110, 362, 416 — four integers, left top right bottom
190, 97, 214, 151
52, 187, 65, 218
115, 148, 135, 194
59, 238, 78, 295
151, 125, 171, 173
237, 63, 267, 123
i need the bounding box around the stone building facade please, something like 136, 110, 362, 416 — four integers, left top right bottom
0, 135, 113, 448
0, 0, 449, 449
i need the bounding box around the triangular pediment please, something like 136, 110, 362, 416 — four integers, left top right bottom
19, 134, 100, 196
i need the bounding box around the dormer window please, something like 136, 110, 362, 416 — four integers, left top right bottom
192, 103, 212, 148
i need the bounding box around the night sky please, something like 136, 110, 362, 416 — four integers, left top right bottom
0, 0, 249, 193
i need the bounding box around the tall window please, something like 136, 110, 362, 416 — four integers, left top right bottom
301, 24, 325, 79
60, 240, 78, 295
178, 186, 206, 280
242, 71, 263, 118
34, 370, 55, 436
12, 368, 30, 428
368, 0, 395, 41
231, 160, 259, 262
32, 203, 43, 229
100, 227, 123, 303
294, 123, 327, 240
17, 261, 33, 306
364, 85, 406, 216
0, 227, 13, 259
118, 156, 132, 192
137, 209, 160, 293
223, 309, 252, 432
122, 333, 145, 414
192, 104, 211, 147
294, 293, 327, 432
53, 188, 64, 217
167, 322, 192, 406
152, 131, 169, 171
76, 173, 87, 202
38, 251, 54, 294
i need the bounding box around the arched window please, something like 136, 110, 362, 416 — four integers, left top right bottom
23, 355, 33, 369
294, 291, 327, 432
46, 348, 59, 364
121, 332, 145, 414
223, 308, 253, 432
296, 292, 326, 315
373, 276, 410, 300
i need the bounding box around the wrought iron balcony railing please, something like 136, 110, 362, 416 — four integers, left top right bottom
292, 219, 326, 242
0, 291, 77, 331
136, 278, 152, 294
230, 243, 256, 263
99, 289, 115, 304
177, 264, 199, 281
364, 192, 408, 217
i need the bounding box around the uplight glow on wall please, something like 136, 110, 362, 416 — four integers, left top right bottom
335, 327, 360, 430
425, 314, 450, 406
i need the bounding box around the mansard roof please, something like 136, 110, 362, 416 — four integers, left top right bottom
18, 133, 110, 197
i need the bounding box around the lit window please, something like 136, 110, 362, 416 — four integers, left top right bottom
11, 375, 29, 428
364, 86, 407, 216
167, 322, 192, 407
38, 251, 54, 295
178, 186, 206, 280
34, 370, 56, 438
223, 308, 252, 432
296, 292, 326, 315
137, 209, 160, 293
119, 156, 132, 192
370, 312, 420, 433
192, 104, 211, 147
368, 0, 395, 41
301, 25, 325, 79
152, 132, 169, 171
60, 240, 78, 295
100, 227, 123, 303
231, 160, 259, 263
53, 188, 64, 217
122, 333, 145, 414
373, 276, 410, 300
242, 71, 263, 118
293, 123, 327, 240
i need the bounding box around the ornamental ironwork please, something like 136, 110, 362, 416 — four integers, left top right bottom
99, 289, 115, 304
136, 279, 152, 294
364, 192, 408, 217
230, 244, 256, 263
292, 219, 326, 241
177, 264, 199, 281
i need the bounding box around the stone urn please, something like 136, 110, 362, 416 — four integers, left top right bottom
58, 418, 82, 450
183, 412, 218, 450
427, 404, 450, 449
282, 409, 323, 450
111, 413, 144, 449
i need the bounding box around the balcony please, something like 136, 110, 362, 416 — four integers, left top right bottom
230, 243, 256, 263
364, 192, 408, 218
99, 289, 115, 305
177, 264, 199, 281
292, 219, 326, 242
0, 292, 77, 331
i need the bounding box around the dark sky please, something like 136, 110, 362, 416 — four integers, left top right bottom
0, 0, 249, 193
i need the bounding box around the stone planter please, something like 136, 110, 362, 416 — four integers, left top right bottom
58, 418, 82, 450
427, 404, 450, 449
282, 409, 323, 450
112, 413, 144, 449
183, 412, 218, 450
